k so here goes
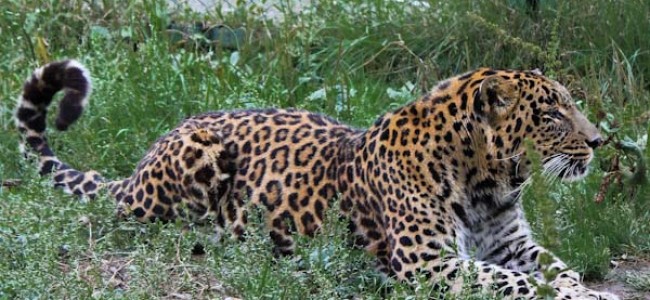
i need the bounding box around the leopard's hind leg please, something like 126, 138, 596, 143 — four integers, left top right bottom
107, 122, 236, 229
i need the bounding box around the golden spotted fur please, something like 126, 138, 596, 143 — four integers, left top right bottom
16, 60, 617, 300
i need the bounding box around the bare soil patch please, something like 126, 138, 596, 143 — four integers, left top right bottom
586, 257, 650, 300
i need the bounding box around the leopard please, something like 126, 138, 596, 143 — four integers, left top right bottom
16, 59, 619, 299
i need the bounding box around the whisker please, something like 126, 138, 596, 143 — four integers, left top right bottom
503, 177, 533, 199
542, 153, 571, 184
496, 151, 525, 161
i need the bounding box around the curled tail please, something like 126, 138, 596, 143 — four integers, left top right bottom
16, 59, 104, 198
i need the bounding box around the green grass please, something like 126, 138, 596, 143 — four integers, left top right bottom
0, 0, 649, 298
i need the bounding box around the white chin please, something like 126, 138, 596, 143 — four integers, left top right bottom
542, 160, 590, 182
560, 165, 590, 182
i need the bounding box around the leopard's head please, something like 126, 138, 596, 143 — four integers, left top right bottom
478, 70, 602, 181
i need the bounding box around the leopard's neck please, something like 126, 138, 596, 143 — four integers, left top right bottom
410, 95, 532, 227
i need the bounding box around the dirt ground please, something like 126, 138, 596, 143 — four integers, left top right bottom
586, 257, 650, 300
73, 253, 649, 299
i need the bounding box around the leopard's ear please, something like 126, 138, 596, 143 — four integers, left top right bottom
479, 75, 519, 124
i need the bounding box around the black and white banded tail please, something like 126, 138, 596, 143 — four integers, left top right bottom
16, 60, 104, 197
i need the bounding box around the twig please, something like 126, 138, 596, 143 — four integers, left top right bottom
2, 179, 22, 188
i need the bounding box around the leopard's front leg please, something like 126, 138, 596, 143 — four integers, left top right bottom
388, 244, 539, 299
389, 244, 620, 300
476, 210, 619, 300
476, 210, 574, 280
385, 206, 619, 299
386, 216, 541, 299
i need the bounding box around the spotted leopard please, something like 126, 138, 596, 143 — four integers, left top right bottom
16, 59, 619, 299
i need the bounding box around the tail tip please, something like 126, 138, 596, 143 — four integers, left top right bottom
56, 59, 92, 131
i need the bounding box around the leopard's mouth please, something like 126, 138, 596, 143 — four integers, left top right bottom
555, 162, 590, 182
542, 153, 592, 182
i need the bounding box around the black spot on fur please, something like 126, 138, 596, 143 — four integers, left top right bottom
195, 166, 215, 185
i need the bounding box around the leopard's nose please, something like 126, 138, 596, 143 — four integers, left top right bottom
586, 136, 603, 149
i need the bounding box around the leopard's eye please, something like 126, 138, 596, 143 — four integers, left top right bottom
542, 108, 564, 121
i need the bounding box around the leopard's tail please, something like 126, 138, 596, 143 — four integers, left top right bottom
15, 59, 104, 198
